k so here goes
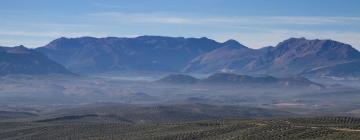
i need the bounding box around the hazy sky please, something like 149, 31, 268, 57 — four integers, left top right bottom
0, 0, 359, 49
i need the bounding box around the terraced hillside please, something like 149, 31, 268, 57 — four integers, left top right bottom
1, 117, 360, 140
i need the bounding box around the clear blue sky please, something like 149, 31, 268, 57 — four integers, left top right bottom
1, 0, 359, 49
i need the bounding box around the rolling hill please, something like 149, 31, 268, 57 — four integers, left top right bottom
158, 73, 323, 88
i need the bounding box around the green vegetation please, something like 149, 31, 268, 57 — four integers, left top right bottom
1, 117, 360, 140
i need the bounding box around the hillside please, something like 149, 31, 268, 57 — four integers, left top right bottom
302, 60, 360, 78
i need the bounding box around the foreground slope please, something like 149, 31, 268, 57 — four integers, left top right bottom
0, 45, 73, 75
1, 117, 360, 140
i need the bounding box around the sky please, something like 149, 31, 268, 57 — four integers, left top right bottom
0, 0, 360, 49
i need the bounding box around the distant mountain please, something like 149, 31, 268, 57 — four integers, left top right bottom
0, 45, 73, 75
185, 38, 360, 77
157, 73, 323, 88
36, 36, 223, 73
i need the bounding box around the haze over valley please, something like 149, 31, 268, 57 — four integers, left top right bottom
1, 36, 360, 117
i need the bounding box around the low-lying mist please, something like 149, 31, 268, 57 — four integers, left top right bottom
0, 73, 360, 119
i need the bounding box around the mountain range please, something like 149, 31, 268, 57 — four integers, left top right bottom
1, 36, 360, 78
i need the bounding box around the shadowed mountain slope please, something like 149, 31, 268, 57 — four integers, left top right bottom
0, 45, 73, 75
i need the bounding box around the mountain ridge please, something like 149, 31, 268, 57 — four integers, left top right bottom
4, 35, 358, 78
